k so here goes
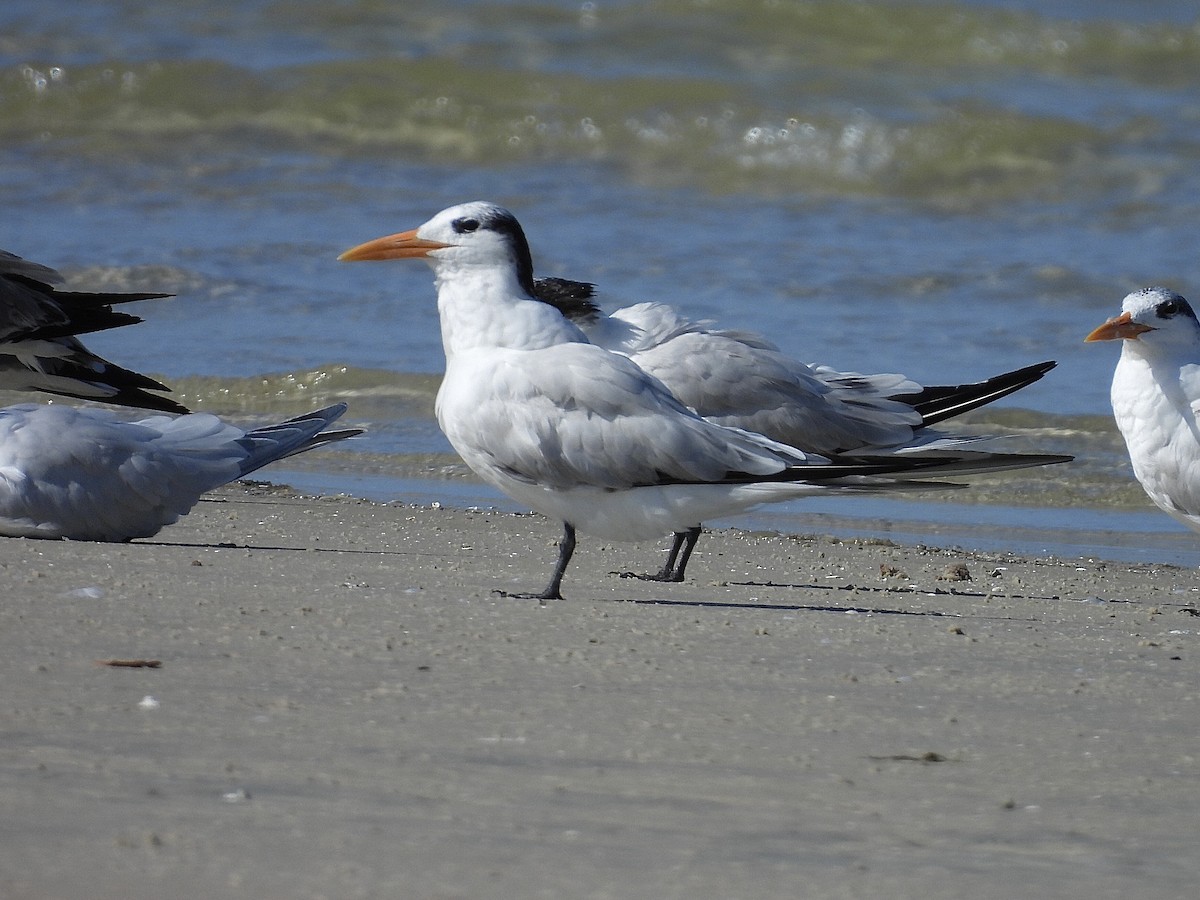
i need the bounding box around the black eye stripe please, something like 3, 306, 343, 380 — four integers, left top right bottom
1153, 294, 1196, 321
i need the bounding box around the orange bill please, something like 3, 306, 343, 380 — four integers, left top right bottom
338, 229, 452, 261
1084, 311, 1155, 342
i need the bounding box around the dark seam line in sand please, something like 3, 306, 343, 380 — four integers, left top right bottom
613, 597, 1034, 619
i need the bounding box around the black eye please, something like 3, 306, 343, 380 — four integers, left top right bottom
452, 218, 480, 234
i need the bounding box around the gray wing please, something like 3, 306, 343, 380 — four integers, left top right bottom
438, 343, 819, 492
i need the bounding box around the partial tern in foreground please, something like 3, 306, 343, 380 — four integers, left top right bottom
533, 277, 1056, 579
0, 403, 360, 541
1086, 287, 1200, 532
341, 200, 1071, 599
0, 249, 186, 413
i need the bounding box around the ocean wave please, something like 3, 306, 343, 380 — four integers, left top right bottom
5, 0, 1196, 206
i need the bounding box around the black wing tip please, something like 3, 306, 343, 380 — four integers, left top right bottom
21, 310, 147, 342
52, 289, 175, 305
715, 451, 1074, 486
1004, 359, 1057, 382
897, 360, 1059, 427
19, 290, 173, 340
109, 389, 191, 415
35, 386, 190, 414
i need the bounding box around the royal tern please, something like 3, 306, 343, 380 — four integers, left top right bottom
1086, 287, 1200, 532
0, 249, 186, 413
534, 276, 1053, 450
0, 402, 360, 541
340, 200, 1070, 599
532, 277, 1056, 578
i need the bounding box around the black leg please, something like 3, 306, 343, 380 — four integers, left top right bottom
651, 530, 687, 581
668, 526, 702, 582
539, 522, 576, 599
496, 522, 575, 601
618, 526, 701, 583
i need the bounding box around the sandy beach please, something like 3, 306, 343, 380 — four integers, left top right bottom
2, 482, 1199, 900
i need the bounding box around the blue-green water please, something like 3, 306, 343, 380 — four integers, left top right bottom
3, 0, 1200, 562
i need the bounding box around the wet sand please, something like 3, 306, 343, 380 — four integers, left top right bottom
2, 483, 1199, 900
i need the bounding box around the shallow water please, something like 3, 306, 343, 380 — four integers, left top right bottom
3, 0, 1200, 561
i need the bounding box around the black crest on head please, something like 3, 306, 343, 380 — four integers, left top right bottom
468, 207, 536, 295
1145, 288, 1197, 324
